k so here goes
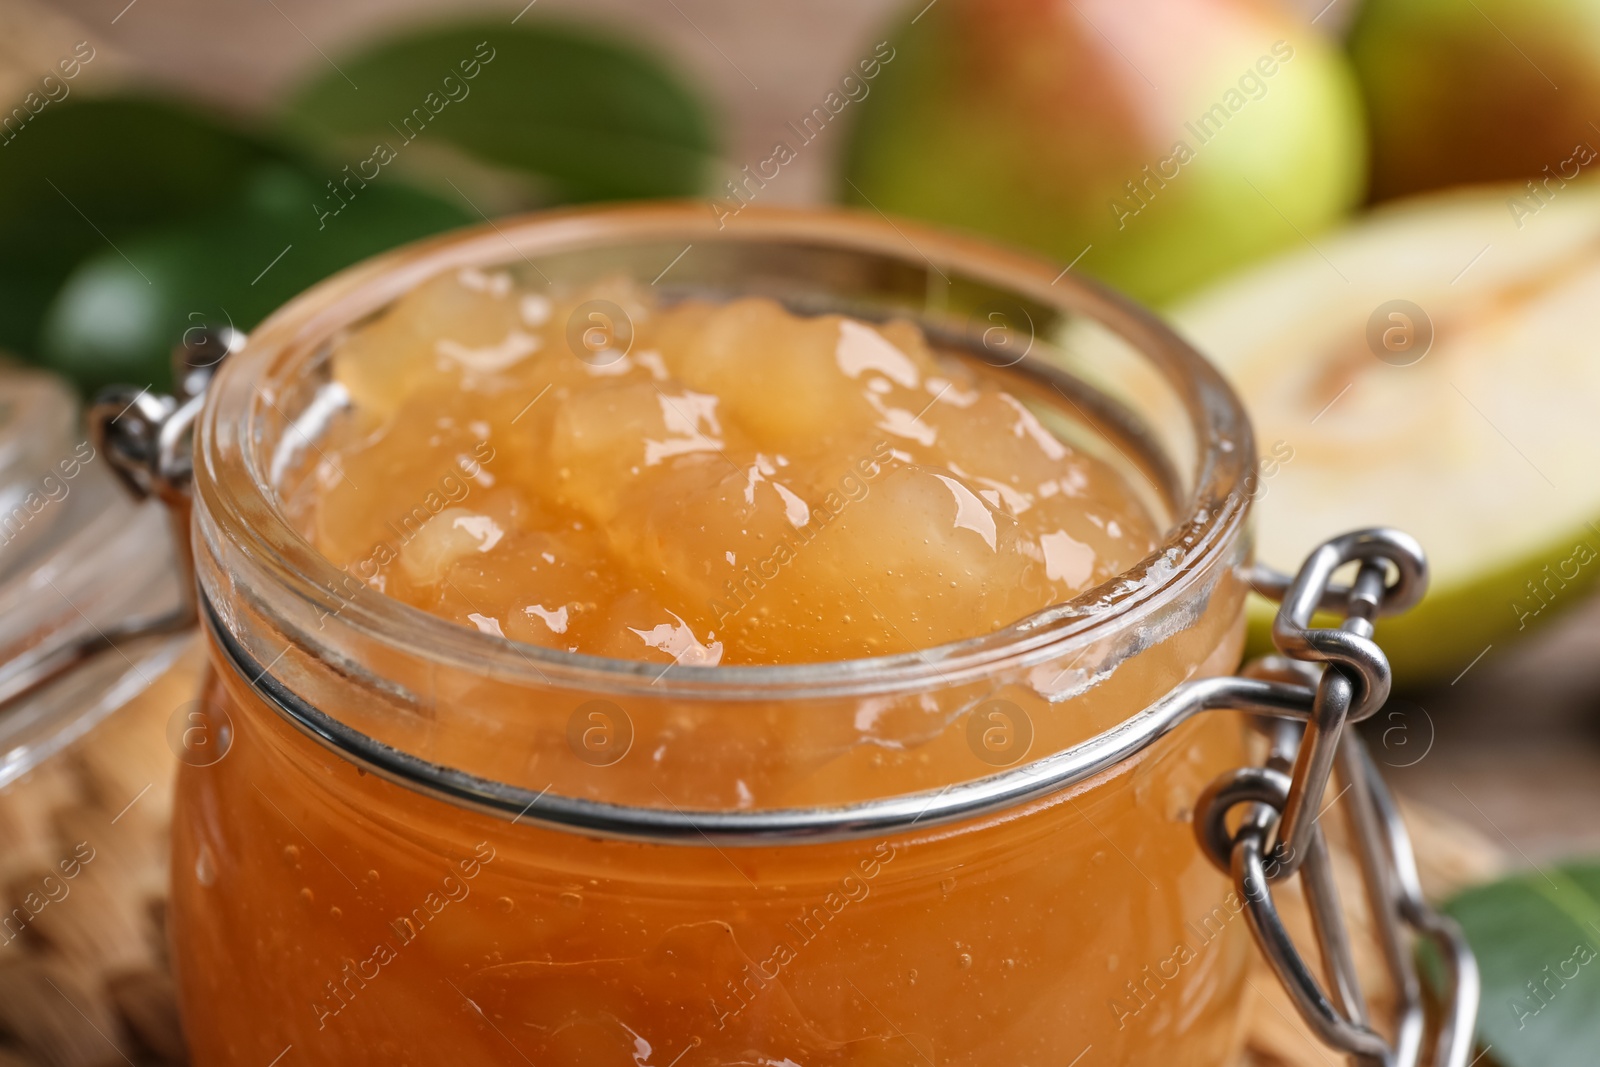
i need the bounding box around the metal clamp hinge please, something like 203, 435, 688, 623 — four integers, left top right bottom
1197, 533, 1479, 1067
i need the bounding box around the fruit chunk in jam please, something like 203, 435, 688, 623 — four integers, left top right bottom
307, 268, 1160, 664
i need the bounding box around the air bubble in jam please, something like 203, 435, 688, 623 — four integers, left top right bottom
193, 843, 215, 888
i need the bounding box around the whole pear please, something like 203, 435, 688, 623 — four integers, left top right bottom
1350, 0, 1600, 202
842, 0, 1368, 305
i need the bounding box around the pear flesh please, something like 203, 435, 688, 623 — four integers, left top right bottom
1172, 184, 1600, 685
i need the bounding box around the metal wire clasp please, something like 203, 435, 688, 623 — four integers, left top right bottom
1196, 532, 1478, 1067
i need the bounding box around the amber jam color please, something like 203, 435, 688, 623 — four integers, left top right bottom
172, 206, 1258, 1066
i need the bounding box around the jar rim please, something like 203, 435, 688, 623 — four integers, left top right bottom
194, 202, 1255, 701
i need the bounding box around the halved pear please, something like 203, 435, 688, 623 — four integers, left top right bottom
1171, 182, 1600, 686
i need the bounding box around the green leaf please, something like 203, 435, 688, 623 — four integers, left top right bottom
1444, 862, 1600, 1067
279, 21, 719, 204
38, 163, 471, 395
0, 95, 290, 357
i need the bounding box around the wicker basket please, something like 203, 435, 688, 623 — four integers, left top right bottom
0, 639, 201, 1067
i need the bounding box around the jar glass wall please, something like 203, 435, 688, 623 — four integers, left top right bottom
173, 205, 1257, 1066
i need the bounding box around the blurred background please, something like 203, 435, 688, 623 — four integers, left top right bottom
4, 0, 1600, 1063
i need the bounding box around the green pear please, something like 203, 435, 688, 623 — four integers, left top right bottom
1349, 0, 1600, 202
841, 0, 1367, 305
1171, 182, 1600, 686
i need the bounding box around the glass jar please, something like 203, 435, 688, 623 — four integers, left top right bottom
0, 364, 201, 1067
172, 205, 1260, 1066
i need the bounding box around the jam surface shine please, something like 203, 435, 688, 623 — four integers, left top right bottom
302, 268, 1159, 665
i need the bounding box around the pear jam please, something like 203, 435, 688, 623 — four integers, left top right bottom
304, 268, 1159, 663
172, 262, 1253, 1067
